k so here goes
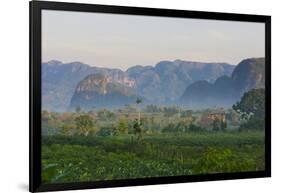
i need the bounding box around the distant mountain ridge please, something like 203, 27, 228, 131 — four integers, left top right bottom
42, 59, 235, 111
127, 60, 234, 103
42, 60, 135, 111
180, 58, 265, 108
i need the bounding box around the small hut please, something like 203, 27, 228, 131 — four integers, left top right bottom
199, 108, 227, 130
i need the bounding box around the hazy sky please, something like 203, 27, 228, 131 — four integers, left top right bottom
42, 10, 265, 70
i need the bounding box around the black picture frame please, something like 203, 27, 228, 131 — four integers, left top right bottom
30, 1, 271, 192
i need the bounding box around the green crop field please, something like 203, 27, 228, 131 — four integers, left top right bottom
42, 131, 264, 183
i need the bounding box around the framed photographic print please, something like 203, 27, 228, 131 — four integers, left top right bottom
30, 1, 271, 192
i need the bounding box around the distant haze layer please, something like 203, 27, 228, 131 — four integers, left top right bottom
42, 10, 265, 70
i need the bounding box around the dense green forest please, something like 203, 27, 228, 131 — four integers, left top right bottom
41, 89, 265, 183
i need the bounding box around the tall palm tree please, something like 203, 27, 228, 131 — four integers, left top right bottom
136, 97, 142, 125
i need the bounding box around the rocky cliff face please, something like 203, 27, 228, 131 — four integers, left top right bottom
69, 74, 137, 110
42, 60, 135, 111
231, 58, 265, 95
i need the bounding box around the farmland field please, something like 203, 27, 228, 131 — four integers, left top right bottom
42, 131, 264, 183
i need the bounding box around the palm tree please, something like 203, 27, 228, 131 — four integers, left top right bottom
135, 97, 142, 125
75, 105, 81, 114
